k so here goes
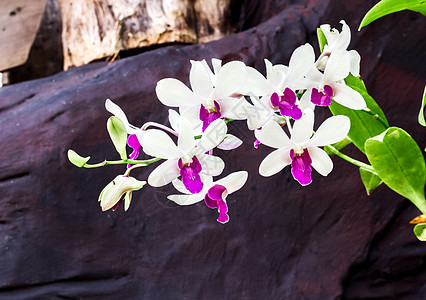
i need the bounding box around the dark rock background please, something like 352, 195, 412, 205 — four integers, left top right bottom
0, 0, 425, 299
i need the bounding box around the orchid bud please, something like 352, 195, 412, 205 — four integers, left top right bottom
98, 175, 146, 211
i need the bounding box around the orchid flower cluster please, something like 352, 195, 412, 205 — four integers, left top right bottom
68, 20, 426, 236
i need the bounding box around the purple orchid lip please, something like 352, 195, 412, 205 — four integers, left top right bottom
290, 148, 313, 186
253, 139, 261, 148
127, 134, 141, 168
179, 156, 203, 194
311, 85, 333, 106
200, 100, 222, 132
270, 88, 302, 120
204, 184, 229, 224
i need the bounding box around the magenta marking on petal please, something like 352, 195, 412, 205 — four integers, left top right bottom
254, 139, 261, 148
207, 184, 226, 201
204, 194, 218, 209
217, 199, 229, 224
282, 88, 297, 105
270, 92, 279, 107
111, 196, 124, 211
290, 149, 313, 186
127, 134, 141, 150
217, 212, 229, 224
272, 88, 302, 120
324, 85, 333, 97
181, 167, 203, 193
199, 101, 222, 132
127, 134, 142, 167
179, 156, 203, 194
311, 87, 332, 106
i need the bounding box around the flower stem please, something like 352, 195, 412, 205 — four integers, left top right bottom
324, 145, 377, 174
83, 157, 161, 168
141, 122, 178, 136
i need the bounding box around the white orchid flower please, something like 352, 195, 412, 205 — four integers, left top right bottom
243, 44, 314, 129
168, 171, 248, 224
319, 20, 361, 77
298, 46, 366, 111
156, 59, 251, 132
255, 109, 350, 186
142, 116, 227, 193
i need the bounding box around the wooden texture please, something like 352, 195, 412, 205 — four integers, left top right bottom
0, 0, 47, 71
58, 0, 233, 69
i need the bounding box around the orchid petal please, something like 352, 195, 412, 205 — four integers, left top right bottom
331, 83, 367, 110
324, 50, 350, 82
287, 44, 315, 83
308, 147, 333, 176
291, 109, 314, 145
156, 78, 202, 107
105, 99, 129, 127
259, 148, 292, 177
247, 96, 273, 130
168, 109, 180, 132
168, 193, 205, 206
217, 97, 253, 120
215, 61, 247, 99
255, 119, 292, 149
148, 159, 180, 187
105, 99, 139, 134
216, 171, 248, 194
348, 50, 361, 77
242, 66, 270, 96
142, 129, 181, 159
212, 58, 222, 76
198, 154, 225, 176
190, 60, 214, 98
265, 59, 286, 89
336, 20, 351, 50
172, 179, 192, 194
196, 119, 227, 154
124, 192, 132, 211
307, 115, 350, 147
217, 134, 243, 150
180, 106, 202, 129
178, 117, 196, 154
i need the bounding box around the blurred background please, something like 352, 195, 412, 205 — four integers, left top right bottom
0, 0, 425, 299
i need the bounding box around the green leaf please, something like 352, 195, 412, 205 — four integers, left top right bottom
329, 84, 389, 152
359, 168, 383, 195
418, 86, 426, 126
414, 223, 426, 241
359, 0, 426, 30
365, 127, 426, 214
67, 149, 91, 167
107, 116, 128, 160
344, 73, 368, 93
316, 28, 327, 53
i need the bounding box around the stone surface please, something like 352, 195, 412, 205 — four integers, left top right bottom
0, 0, 425, 299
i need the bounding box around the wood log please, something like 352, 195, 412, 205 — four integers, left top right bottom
58, 0, 234, 69
0, 0, 47, 71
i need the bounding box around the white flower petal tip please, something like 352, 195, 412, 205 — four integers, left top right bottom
258, 148, 292, 177
216, 171, 248, 194
217, 134, 243, 150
